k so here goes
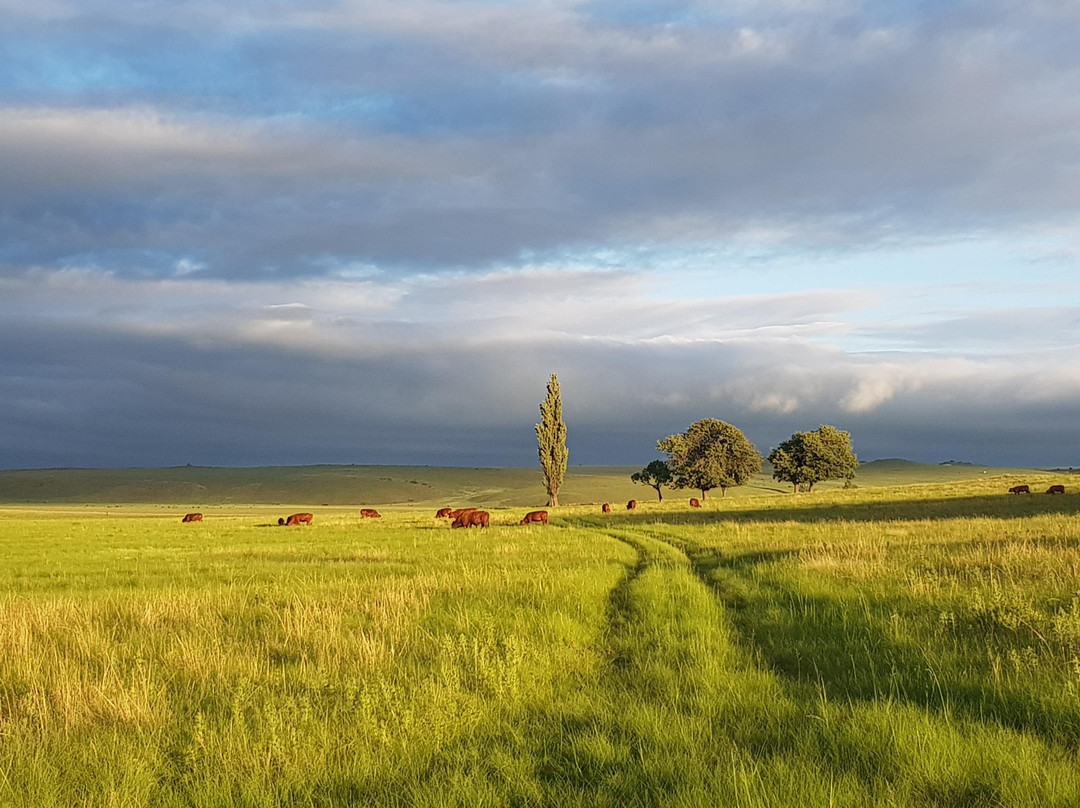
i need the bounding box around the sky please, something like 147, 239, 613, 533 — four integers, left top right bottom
1, 0, 1079, 469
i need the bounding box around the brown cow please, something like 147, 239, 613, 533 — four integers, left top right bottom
449, 508, 477, 519
1009, 485, 1031, 495
282, 513, 314, 525
1047, 484, 1066, 495
520, 510, 548, 525
452, 510, 490, 529
360, 509, 381, 518
626, 499, 637, 510
689, 498, 701, 508
436, 508, 453, 518
181, 513, 203, 523
601, 503, 612, 513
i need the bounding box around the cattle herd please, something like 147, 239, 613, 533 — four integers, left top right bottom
177, 506, 550, 527
179, 500, 676, 526
180, 486, 1068, 523
1010, 484, 1066, 494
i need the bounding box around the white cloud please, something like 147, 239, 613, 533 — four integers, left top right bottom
747, 392, 801, 414
841, 375, 903, 413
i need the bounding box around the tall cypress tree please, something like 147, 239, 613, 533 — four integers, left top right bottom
536, 374, 568, 507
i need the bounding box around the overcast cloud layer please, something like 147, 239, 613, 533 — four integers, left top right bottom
2, 0, 1079, 468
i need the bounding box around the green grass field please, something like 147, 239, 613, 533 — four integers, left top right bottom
1, 468, 1078, 805
0, 458, 1050, 507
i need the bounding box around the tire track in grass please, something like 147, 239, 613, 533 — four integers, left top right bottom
598, 531, 647, 676
633, 522, 1080, 807
642, 521, 1080, 746
565, 518, 1080, 805
534, 521, 810, 806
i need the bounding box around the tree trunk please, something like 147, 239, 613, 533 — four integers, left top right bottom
792, 482, 798, 494
548, 493, 559, 507
655, 486, 663, 502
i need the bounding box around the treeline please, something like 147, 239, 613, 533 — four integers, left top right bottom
532, 374, 858, 504
631, 420, 858, 500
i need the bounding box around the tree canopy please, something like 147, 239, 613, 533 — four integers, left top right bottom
657, 419, 762, 499
630, 460, 674, 501
535, 374, 568, 507
768, 425, 858, 493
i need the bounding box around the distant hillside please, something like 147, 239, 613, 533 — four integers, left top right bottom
0, 460, 1051, 506
852, 459, 1039, 487
0, 465, 639, 507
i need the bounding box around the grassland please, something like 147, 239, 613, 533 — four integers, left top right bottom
1, 470, 1078, 805
0, 458, 1049, 506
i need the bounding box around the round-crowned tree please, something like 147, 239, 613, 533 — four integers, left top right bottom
768, 425, 858, 494
657, 419, 762, 499
630, 460, 674, 502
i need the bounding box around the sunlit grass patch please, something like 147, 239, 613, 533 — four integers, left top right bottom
2, 487, 1080, 805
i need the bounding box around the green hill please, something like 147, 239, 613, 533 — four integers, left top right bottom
0, 460, 1058, 506
0, 465, 639, 507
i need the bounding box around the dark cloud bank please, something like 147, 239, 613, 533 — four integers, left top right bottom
2, 271, 1078, 469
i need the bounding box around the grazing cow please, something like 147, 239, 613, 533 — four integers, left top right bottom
282, 512, 314, 525
520, 510, 548, 525
689, 498, 701, 508
449, 508, 477, 519
1047, 484, 1066, 495
436, 508, 453, 518
452, 510, 490, 529
181, 512, 203, 523
601, 503, 612, 513
360, 508, 381, 518
626, 499, 637, 510
1009, 485, 1031, 495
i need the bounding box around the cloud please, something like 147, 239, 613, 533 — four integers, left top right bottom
857, 307, 1080, 352
2, 1, 1079, 275
0, 265, 873, 357
2, 268, 1079, 468
3, 1, 1080, 468
841, 376, 905, 413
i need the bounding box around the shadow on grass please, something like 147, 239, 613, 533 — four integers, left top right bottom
688, 545, 1080, 751
594, 492, 1080, 526
600, 538, 647, 675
